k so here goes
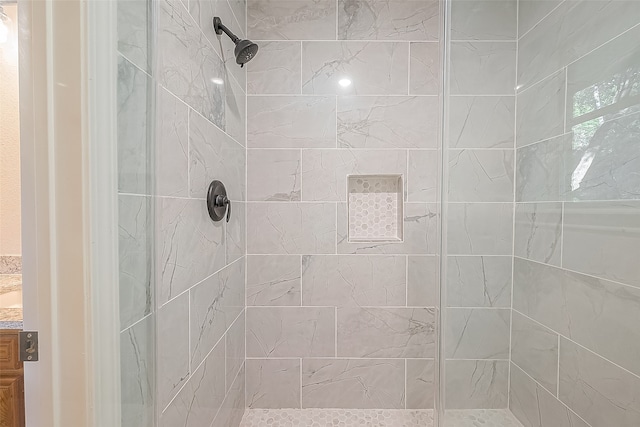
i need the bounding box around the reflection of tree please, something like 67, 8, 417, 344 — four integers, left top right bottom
569, 64, 640, 200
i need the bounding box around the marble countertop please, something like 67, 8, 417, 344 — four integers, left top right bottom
0, 320, 23, 329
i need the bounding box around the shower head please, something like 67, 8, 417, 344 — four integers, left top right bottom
213, 17, 259, 67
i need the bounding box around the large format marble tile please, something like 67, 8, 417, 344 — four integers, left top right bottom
302, 255, 406, 307
118, 195, 152, 330
513, 257, 640, 377
156, 88, 188, 197
409, 42, 440, 95
447, 256, 512, 308
301, 149, 407, 201
190, 260, 245, 368
510, 363, 588, 427
226, 313, 245, 393
247, 359, 301, 408
121, 315, 155, 427
445, 308, 510, 359
117, 0, 150, 73
224, 67, 247, 146
516, 70, 566, 147
338, 96, 439, 149
408, 256, 438, 307
247, 41, 301, 94
158, 0, 226, 129
445, 360, 509, 409
118, 55, 150, 195
451, 0, 517, 41
189, 109, 246, 200
302, 42, 409, 95
226, 202, 245, 265
515, 134, 571, 202
407, 359, 435, 409
450, 42, 516, 95
302, 358, 405, 409
338, 203, 439, 254
247, 202, 336, 254
564, 26, 640, 202
159, 339, 226, 427
566, 21, 640, 126
559, 338, 640, 427
337, 307, 436, 358
247, 0, 336, 40
247, 96, 336, 148
447, 203, 513, 255
248, 149, 301, 201
518, 0, 640, 90
157, 293, 189, 410
563, 201, 640, 288
514, 202, 562, 266
408, 150, 439, 203
188, 0, 247, 89
212, 365, 246, 427
338, 0, 439, 41
449, 96, 515, 149
228, 0, 247, 36
448, 149, 514, 202
566, 110, 640, 201
247, 255, 301, 306
157, 197, 225, 303
511, 311, 558, 393
246, 307, 335, 357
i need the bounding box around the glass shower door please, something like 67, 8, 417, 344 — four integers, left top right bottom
117, 0, 157, 425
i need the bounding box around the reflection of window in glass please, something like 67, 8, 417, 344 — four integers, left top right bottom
569, 64, 640, 198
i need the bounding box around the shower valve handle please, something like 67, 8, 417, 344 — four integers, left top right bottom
215, 195, 231, 223
207, 180, 231, 223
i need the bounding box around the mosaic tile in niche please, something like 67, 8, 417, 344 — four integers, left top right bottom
348, 175, 403, 242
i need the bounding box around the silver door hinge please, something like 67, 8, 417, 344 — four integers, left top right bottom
19, 331, 39, 362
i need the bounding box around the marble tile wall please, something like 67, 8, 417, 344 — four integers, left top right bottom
245, 0, 442, 411
443, 0, 517, 411
511, 3, 640, 427
117, 0, 247, 426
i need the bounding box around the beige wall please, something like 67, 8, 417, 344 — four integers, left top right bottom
0, 4, 21, 256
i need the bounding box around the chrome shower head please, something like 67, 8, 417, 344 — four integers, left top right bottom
213, 17, 259, 68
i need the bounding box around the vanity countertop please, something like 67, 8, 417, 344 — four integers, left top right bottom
0, 274, 22, 326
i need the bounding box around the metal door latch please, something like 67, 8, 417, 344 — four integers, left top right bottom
19, 331, 39, 362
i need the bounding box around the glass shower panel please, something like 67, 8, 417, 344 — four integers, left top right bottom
439, 0, 518, 425
437, 0, 640, 427
117, 0, 157, 426
509, 2, 640, 426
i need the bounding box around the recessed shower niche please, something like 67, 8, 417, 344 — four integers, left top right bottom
347, 175, 404, 243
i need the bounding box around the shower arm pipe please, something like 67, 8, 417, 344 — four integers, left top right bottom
213, 17, 240, 44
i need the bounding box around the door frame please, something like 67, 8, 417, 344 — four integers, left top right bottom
18, 0, 120, 425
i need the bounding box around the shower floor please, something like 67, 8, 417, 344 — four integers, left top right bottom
240, 408, 524, 427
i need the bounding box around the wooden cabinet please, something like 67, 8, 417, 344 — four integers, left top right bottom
0, 330, 24, 427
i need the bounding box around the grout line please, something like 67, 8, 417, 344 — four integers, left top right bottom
560, 202, 565, 268
162, 308, 244, 414
404, 358, 408, 409
514, 255, 640, 293
405, 255, 409, 307
517, 21, 640, 94
508, 7, 519, 408
511, 360, 594, 427
517, 0, 567, 40
556, 334, 561, 397
512, 308, 640, 382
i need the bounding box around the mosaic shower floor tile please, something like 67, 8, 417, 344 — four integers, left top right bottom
240, 409, 524, 427
444, 410, 524, 427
